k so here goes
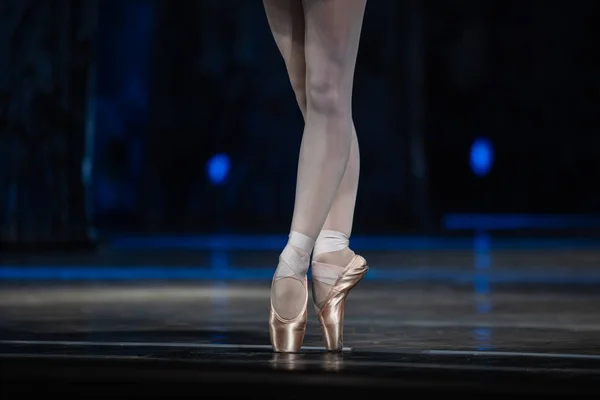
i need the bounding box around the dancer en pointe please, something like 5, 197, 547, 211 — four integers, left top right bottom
263, 0, 369, 353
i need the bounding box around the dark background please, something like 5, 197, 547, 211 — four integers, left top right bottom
1, 0, 599, 245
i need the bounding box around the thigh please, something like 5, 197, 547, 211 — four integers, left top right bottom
263, 0, 306, 90
302, 0, 367, 95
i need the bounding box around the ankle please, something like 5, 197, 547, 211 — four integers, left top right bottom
314, 247, 355, 267
289, 245, 309, 259
288, 231, 315, 256
274, 231, 315, 280
313, 230, 355, 267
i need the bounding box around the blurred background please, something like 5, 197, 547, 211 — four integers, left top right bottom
1, 0, 599, 247
2, 3, 600, 394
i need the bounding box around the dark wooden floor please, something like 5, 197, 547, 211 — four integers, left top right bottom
1, 237, 600, 396
1, 279, 600, 354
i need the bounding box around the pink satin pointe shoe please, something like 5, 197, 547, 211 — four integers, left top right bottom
269, 276, 308, 353
312, 255, 368, 352
269, 233, 314, 353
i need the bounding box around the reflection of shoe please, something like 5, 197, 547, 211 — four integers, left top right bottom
269, 276, 307, 353
322, 352, 343, 372
270, 353, 304, 371
313, 255, 368, 352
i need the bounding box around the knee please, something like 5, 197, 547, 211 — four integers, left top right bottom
306, 69, 347, 116
289, 78, 307, 114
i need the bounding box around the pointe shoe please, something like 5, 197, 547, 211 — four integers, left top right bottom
313, 255, 368, 352
269, 276, 308, 353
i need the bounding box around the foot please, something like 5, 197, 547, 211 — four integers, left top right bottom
269, 231, 314, 353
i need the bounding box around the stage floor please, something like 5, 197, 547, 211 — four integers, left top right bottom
1, 236, 600, 396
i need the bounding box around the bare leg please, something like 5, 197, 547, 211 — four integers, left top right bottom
293, 0, 365, 240
264, 0, 312, 321
263, 0, 361, 238
312, 138, 360, 308
263, 0, 366, 322
263, 0, 307, 119
302, 0, 366, 308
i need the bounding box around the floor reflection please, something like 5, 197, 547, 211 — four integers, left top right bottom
269, 352, 344, 372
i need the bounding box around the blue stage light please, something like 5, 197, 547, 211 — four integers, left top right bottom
207, 153, 230, 185
470, 137, 494, 177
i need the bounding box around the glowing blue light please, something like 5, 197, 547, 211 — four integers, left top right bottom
207, 153, 230, 185
470, 137, 494, 177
